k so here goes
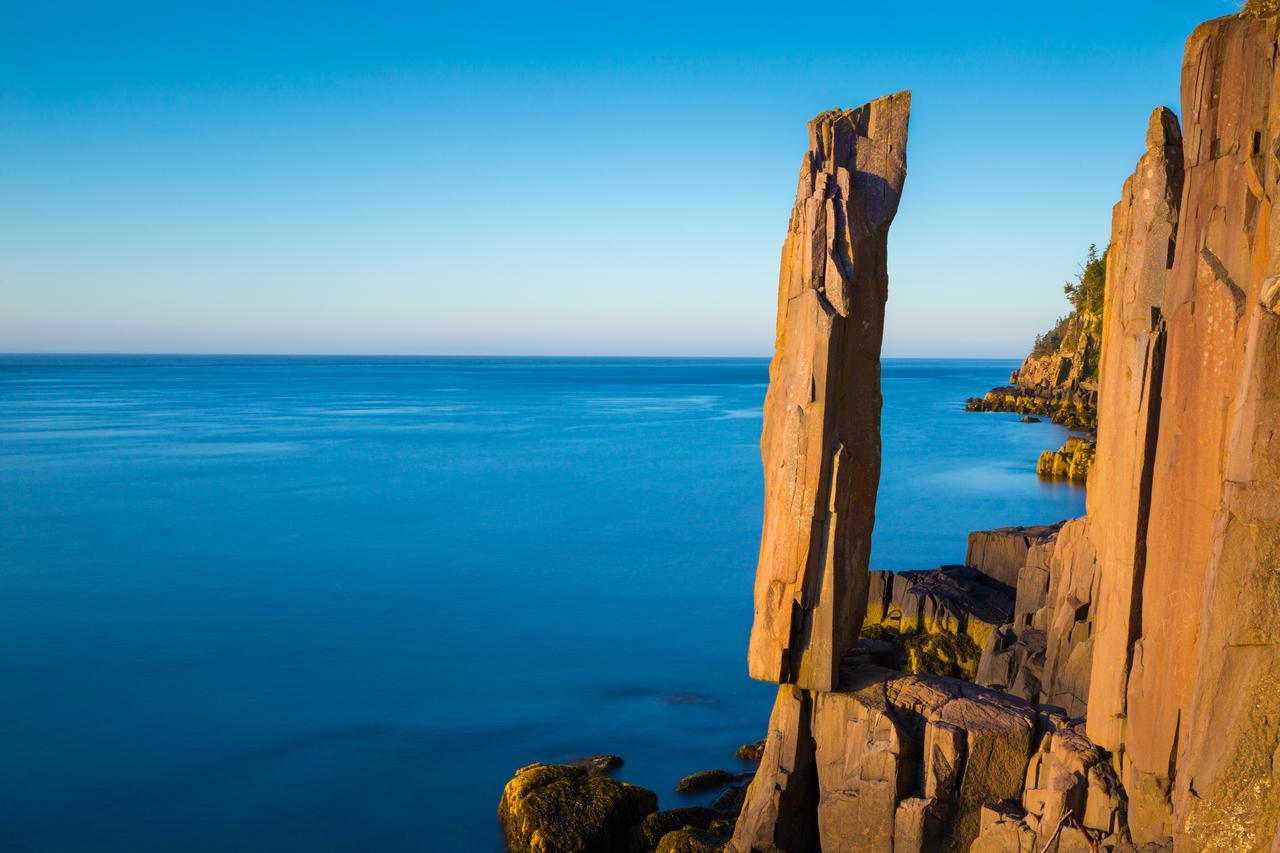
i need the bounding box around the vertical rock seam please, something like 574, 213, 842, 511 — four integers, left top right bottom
1085, 106, 1183, 757
1172, 13, 1280, 851
1120, 14, 1277, 845
748, 92, 911, 692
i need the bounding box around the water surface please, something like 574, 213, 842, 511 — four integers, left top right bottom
0, 356, 1083, 851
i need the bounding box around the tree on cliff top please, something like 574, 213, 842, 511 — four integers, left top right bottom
1029, 245, 1108, 358
1064, 244, 1106, 316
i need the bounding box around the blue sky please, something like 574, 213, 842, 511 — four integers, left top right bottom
0, 1, 1235, 356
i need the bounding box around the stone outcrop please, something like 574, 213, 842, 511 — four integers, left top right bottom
499, 763, 658, 853
1036, 437, 1096, 483
966, 523, 1062, 591
731, 668, 1036, 853
975, 518, 1098, 718
972, 11, 1280, 849
964, 302, 1101, 432
1077, 12, 1280, 849
748, 92, 910, 691
862, 566, 1014, 678
971, 707, 1127, 851
965, 358, 1099, 430
730, 10, 1280, 852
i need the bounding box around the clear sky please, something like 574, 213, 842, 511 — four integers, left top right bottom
0, 1, 1235, 357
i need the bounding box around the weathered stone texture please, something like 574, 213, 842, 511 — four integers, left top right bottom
1171, 14, 1280, 851
1085, 106, 1184, 757
498, 763, 658, 853
864, 565, 1014, 649
970, 519, 1096, 717
965, 524, 1062, 591
1072, 12, 1280, 850
730, 686, 818, 853
748, 93, 911, 691
732, 668, 1034, 853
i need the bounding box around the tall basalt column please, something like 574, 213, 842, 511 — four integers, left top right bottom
1174, 11, 1280, 850
1084, 106, 1183, 755
747, 92, 910, 692
1122, 12, 1277, 844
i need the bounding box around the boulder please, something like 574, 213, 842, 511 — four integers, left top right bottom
733, 740, 765, 764
498, 763, 658, 853
632, 807, 717, 851
675, 770, 739, 794
656, 827, 726, 853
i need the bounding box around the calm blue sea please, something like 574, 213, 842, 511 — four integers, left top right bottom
0, 356, 1084, 851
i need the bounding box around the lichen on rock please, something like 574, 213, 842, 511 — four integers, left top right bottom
1036, 438, 1095, 483
498, 763, 658, 853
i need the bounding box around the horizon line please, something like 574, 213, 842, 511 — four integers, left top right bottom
0, 350, 1029, 361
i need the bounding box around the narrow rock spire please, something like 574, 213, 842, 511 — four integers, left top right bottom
747, 92, 910, 691
1085, 105, 1183, 756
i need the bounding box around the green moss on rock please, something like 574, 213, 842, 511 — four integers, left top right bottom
498, 762, 658, 853
857, 624, 984, 680
655, 827, 726, 853
1037, 437, 1094, 483
632, 807, 717, 851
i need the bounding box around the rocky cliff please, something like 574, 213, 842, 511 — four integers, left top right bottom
964, 304, 1101, 433
498, 10, 1280, 851
1088, 12, 1280, 849
734, 8, 1280, 852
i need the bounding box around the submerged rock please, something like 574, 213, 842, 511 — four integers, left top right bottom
573, 754, 623, 776
656, 827, 725, 853
675, 769, 740, 794
632, 807, 717, 851
733, 740, 765, 764
498, 763, 657, 853
710, 784, 748, 817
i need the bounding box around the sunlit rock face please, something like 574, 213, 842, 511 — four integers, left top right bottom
748, 92, 910, 693
1081, 12, 1280, 849
731, 668, 1035, 853
1084, 106, 1183, 760
734, 12, 1280, 850
1156, 14, 1280, 850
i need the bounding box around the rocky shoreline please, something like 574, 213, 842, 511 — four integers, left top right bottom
500, 8, 1280, 850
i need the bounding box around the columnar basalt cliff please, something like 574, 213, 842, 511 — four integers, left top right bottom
747, 92, 910, 692
1090, 12, 1280, 849
731, 9, 1280, 853
498, 11, 1280, 852
1084, 107, 1184, 772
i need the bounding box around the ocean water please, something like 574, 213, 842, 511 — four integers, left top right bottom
0, 356, 1084, 851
